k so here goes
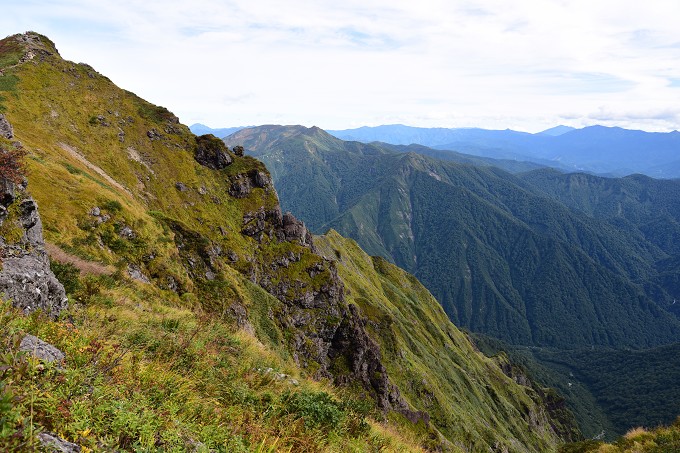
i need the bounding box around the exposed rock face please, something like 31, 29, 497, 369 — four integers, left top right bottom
328, 303, 414, 412
241, 206, 313, 248
281, 212, 313, 247
0, 114, 13, 139
127, 264, 150, 284
194, 134, 233, 169
0, 176, 67, 317
228, 169, 273, 198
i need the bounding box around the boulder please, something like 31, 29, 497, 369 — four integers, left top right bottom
37, 432, 81, 453
20, 335, 65, 368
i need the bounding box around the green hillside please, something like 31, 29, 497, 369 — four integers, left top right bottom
224, 124, 680, 440
0, 32, 570, 451
225, 125, 680, 350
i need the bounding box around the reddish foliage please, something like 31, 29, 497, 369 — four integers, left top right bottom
0, 143, 26, 183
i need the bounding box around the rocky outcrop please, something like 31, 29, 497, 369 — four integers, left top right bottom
329, 303, 411, 412
0, 167, 67, 317
280, 212, 313, 247
0, 114, 13, 139
251, 242, 416, 417
241, 206, 313, 248
194, 134, 233, 169
228, 169, 273, 198
228, 165, 417, 416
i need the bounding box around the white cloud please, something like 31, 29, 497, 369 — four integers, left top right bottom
3, 0, 680, 131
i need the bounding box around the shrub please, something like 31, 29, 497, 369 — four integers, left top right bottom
49, 260, 81, 295
0, 142, 26, 183
280, 390, 344, 431
101, 199, 122, 213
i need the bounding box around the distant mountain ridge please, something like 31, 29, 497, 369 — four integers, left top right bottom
189, 123, 247, 137
327, 124, 680, 178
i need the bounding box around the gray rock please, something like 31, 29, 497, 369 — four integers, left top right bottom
228, 176, 252, 198
37, 432, 81, 452
127, 264, 150, 284
20, 335, 65, 368
0, 113, 13, 139
0, 195, 67, 318
118, 225, 135, 239
89, 206, 101, 216
227, 303, 255, 335
281, 212, 313, 247
175, 182, 188, 192
146, 129, 162, 140
252, 170, 271, 188
0, 178, 16, 211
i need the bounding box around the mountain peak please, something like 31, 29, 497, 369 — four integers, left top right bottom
1, 32, 60, 63
537, 125, 576, 136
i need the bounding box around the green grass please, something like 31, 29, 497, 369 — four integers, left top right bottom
0, 281, 422, 452
559, 418, 680, 452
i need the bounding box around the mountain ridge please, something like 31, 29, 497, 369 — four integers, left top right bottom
324, 124, 680, 177
224, 123, 680, 438
0, 31, 572, 451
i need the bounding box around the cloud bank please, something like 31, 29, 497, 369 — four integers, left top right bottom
4, 0, 680, 131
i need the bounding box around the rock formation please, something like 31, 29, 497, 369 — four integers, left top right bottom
0, 116, 66, 317
194, 134, 233, 169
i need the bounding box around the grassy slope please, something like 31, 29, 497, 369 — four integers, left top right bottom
0, 33, 422, 452
316, 230, 576, 451
0, 33, 567, 451
560, 420, 680, 453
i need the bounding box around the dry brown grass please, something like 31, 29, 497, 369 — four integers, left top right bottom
624, 427, 648, 440
45, 241, 114, 275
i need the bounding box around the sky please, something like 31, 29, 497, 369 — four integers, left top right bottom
4, 0, 680, 132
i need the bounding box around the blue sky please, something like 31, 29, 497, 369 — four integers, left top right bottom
4, 0, 680, 132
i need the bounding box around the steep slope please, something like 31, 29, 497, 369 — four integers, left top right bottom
316, 231, 580, 450
561, 419, 680, 452
226, 125, 680, 350
0, 32, 568, 451
520, 169, 680, 311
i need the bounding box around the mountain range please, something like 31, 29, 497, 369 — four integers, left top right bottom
0, 32, 582, 452
325, 124, 680, 178
224, 124, 680, 438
